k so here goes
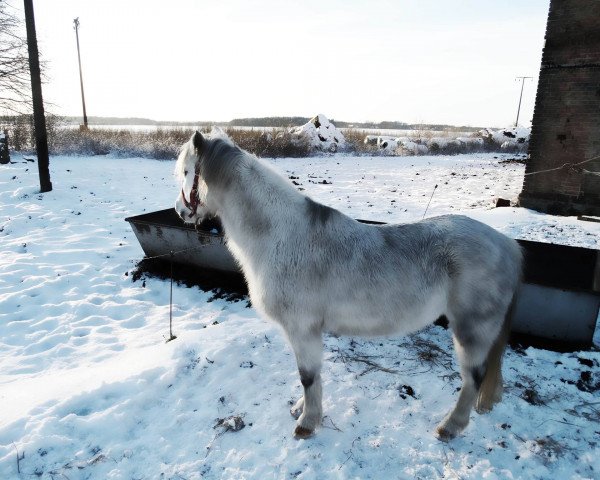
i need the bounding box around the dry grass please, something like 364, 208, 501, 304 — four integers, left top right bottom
566, 401, 600, 423
3, 117, 527, 159
4, 119, 311, 159
328, 346, 400, 377
509, 434, 571, 465
342, 128, 378, 155
224, 127, 310, 158
409, 335, 454, 371
51, 127, 194, 159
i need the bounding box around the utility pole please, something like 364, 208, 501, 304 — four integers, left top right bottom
514, 76, 533, 127
23, 0, 52, 192
73, 17, 88, 129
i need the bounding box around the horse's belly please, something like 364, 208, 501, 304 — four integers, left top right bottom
324, 289, 447, 337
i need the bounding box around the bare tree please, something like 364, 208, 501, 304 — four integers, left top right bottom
0, 0, 32, 114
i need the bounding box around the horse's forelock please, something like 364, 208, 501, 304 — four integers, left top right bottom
175, 129, 245, 193
174, 138, 197, 181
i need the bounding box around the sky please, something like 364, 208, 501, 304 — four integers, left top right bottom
12, 0, 549, 127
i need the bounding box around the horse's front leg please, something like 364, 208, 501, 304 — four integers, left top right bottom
287, 328, 323, 439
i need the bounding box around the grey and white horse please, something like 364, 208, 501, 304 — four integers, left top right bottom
175, 130, 522, 441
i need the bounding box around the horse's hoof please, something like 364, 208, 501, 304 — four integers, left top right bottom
474, 403, 493, 415
434, 426, 456, 442
294, 426, 314, 439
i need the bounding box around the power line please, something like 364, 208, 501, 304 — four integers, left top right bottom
514, 76, 532, 127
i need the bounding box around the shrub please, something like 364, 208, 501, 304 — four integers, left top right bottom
1, 120, 529, 159
225, 127, 311, 158
342, 128, 378, 155
0, 123, 311, 160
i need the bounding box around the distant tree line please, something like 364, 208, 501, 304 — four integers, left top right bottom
228, 117, 481, 131
1, 114, 483, 132
229, 117, 312, 127
58, 116, 215, 127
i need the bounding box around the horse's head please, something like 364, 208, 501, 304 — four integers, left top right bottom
175, 128, 242, 225
175, 130, 213, 225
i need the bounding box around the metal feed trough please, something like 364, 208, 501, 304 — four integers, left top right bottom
126, 209, 237, 272
126, 208, 600, 351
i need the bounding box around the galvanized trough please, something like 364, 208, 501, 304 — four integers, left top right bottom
126, 208, 600, 350
126, 209, 238, 272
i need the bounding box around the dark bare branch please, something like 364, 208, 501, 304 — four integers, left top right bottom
0, 1, 33, 114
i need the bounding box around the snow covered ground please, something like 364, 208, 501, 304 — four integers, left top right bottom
1, 152, 599, 479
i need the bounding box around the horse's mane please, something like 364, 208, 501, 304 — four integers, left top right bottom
200, 137, 246, 187
175, 128, 242, 187
176, 129, 296, 197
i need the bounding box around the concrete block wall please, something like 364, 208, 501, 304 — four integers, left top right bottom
519, 0, 600, 216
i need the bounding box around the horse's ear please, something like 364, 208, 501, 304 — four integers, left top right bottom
193, 130, 204, 151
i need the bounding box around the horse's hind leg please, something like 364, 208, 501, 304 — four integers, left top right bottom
435, 313, 507, 441
475, 316, 510, 413
287, 328, 323, 439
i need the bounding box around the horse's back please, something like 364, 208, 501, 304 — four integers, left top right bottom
325, 214, 521, 330
378, 214, 522, 293
294, 210, 521, 296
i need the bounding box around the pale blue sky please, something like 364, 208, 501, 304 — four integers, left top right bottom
15, 0, 549, 126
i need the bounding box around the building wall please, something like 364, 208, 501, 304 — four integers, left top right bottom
519, 0, 600, 216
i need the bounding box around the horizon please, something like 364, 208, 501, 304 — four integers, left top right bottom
10, 0, 549, 127
51, 114, 488, 129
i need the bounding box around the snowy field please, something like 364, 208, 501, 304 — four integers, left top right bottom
1, 152, 599, 479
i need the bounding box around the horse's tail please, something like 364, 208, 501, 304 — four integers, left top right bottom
475, 295, 515, 413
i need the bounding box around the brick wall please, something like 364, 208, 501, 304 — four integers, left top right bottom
519, 0, 600, 216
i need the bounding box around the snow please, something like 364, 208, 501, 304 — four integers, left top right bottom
290, 115, 346, 153
479, 127, 530, 151
1, 152, 599, 479
456, 137, 484, 147
399, 140, 429, 155
367, 127, 530, 155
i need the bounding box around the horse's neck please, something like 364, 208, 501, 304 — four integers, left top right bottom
218, 157, 300, 247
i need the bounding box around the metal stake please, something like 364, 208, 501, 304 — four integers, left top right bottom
167, 251, 177, 342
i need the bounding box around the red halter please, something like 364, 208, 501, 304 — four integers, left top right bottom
181, 165, 203, 218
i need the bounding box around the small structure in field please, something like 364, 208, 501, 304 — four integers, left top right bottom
366, 128, 529, 156
290, 114, 346, 153
478, 127, 529, 152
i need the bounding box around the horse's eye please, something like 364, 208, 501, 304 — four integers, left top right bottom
184, 170, 188, 176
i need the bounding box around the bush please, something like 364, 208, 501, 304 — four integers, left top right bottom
8, 115, 34, 151
2, 114, 65, 153
1, 120, 529, 159
1, 123, 311, 160
342, 128, 378, 155
224, 127, 310, 158
47, 127, 194, 158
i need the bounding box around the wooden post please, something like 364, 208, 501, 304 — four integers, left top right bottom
23, 0, 52, 192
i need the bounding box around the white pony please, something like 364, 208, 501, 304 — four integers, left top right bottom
175, 130, 522, 440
